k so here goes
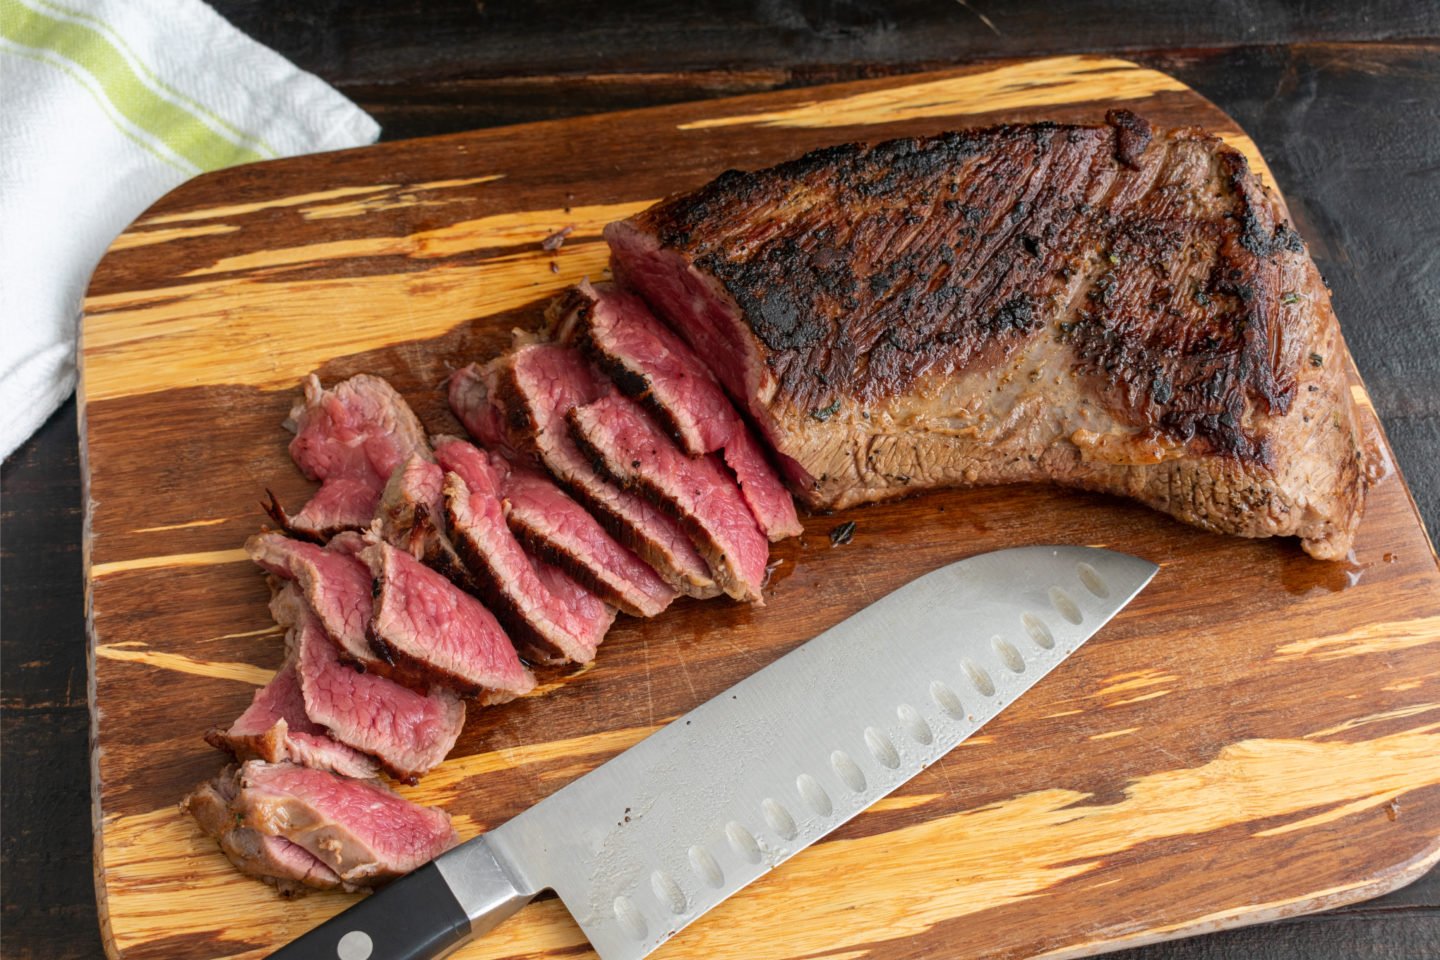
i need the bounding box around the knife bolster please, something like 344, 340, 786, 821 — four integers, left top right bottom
433, 835, 537, 936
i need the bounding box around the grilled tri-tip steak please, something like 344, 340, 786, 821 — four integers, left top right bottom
606, 112, 1369, 560
477, 344, 721, 597
245, 530, 379, 669
448, 372, 678, 617
204, 656, 380, 780
568, 393, 770, 603
362, 537, 536, 702
269, 374, 431, 539
183, 761, 458, 891
435, 438, 615, 664
555, 280, 802, 542
273, 586, 466, 783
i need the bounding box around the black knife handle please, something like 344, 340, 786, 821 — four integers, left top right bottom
268, 863, 471, 960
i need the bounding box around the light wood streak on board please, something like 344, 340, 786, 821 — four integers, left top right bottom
204, 626, 283, 643
1272, 616, 1440, 662
391, 724, 666, 804
134, 177, 508, 227
299, 175, 506, 219
677, 57, 1184, 130
1253, 790, 1416, 838
108, 224, 241, 251
675, 57, 1271, 186
130, 517, 230, 534
101, 730, 1440, 960
183, 200, 647, 277
91, 548, 250, 578
95, 644, 274, 686
83, 246, 609, 402
135, 185, 399, 226
1305, 706, 1440, 739
871, 793, 944, 813
1107, 690, 1172, 708
1092, 670, 1177, 698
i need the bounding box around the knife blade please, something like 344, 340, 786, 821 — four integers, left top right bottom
271, 544, 1156, 960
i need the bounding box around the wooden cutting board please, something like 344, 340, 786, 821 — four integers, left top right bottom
82, 56, 1440, 960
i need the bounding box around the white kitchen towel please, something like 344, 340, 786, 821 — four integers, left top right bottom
0, 0, 379, 458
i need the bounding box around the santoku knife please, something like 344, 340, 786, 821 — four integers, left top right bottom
272, 544, 1157, 960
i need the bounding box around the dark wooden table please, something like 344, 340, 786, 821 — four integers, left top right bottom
3, 4, 1437, 958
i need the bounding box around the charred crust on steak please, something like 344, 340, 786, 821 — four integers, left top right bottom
259, 491, 328, 544
1105, 109, 1152, 169
441, 498, 569, 665
366, 629, 395, 665
629, 116, 1323, 469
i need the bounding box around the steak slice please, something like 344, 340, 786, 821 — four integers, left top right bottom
273, 586, 466, 783
271, 374, 431, 538
558, 280, 802, 541
363, 538, 535, 702
501, 463, 677, 617
184, 761, 458, 889
434, 439, 615, 664
245, 531, 378, 668
204, 658, 379, 780
448, 369, 678, 617
375, 453, 444, 559
606, 113, 1369, 560
479, 345, 720, 598
375, 454, 476, 592
181, 771, 349, 895
568, 394, 769, 602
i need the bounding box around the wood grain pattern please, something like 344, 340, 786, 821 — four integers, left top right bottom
80, 57, 1440, 960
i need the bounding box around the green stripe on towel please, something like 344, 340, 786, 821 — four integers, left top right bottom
0, 0, 267, 170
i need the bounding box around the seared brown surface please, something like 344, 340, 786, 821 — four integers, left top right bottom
615, 112, 1367, 559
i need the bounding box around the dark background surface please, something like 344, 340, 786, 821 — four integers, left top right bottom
3, 3, 1437, 958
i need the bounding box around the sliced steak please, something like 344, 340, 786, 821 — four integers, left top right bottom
184, 761, 458, 889
181, 770, 349, 896
558, 281, 802, 541
375, 454, 476, 592
363, 538, 535, 702
204, 658, 379, 780
434, 439, 615, 664
272, 586, 466, 783
479, 345, 720, 597
501, 462, 677, 617
271, 374, 431, 538
568, 394, 769, 602
449, 363, 511, 451
245, 531, 377, 668
606, 114, 1369, 560
448, 371, 678, 616
375, 453, 444, 559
